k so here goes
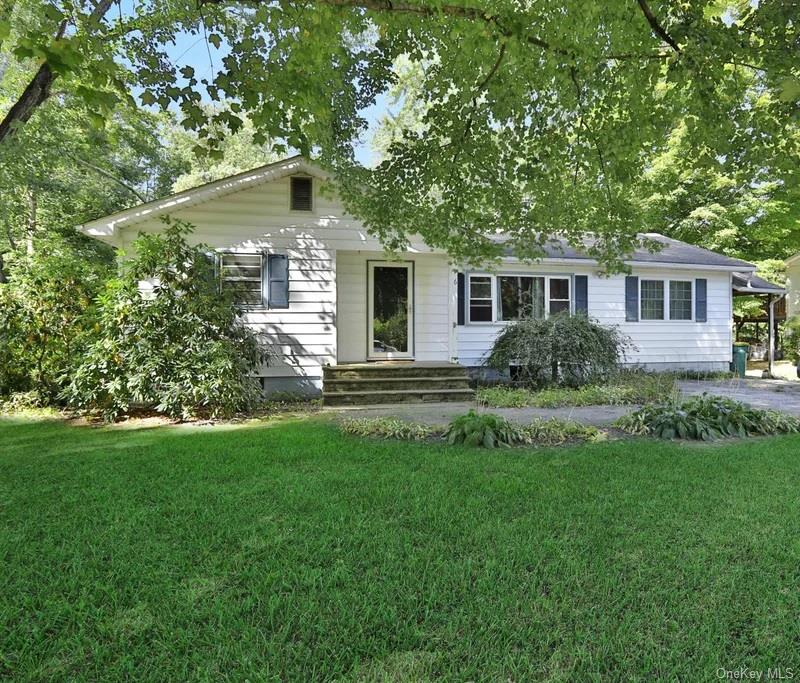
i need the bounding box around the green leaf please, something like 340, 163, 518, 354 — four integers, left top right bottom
87, 111, 106, 130
208, 33, 222, 49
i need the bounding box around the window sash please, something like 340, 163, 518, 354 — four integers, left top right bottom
220, 253, 263, 306
548, 277, 570, 315
468, 275, 493, 322
669, 280, 692, 321
640, 279, 665, 320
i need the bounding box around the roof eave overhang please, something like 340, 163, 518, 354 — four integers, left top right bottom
503, 256, 755, 272
79, 155, 325, 238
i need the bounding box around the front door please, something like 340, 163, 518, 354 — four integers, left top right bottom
368, 261, 413, 359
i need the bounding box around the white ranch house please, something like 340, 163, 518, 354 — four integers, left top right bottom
82, 156, 760, 403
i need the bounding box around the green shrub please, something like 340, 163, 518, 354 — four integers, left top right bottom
444, 410, 524, 448
520, 418, 606, 446
486, 313, 631, 388
0, 238, 111, 402
477, 371, 679, 408
65, 218, 268, 421
340, 417, 435, 441
615, 393, 800, 441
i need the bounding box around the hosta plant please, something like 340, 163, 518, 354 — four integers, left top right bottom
615, 393, 800, 441
340, 417, 435, 442
444, 410, 524, 448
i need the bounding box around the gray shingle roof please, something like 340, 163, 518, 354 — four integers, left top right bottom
732, 272, 785, 294
504, 233, 755, 269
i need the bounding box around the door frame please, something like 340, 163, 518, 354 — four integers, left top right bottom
367, 260, 414, 360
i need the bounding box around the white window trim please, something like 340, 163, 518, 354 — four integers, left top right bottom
467, 273, 573, 324
639, 278, 694, 322
467, 274, 495, 324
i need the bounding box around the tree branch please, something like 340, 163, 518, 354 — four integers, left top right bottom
636, 0, 680, 53
202, 0, 670, 62
67, 153, 148, 202
0, 0, 115, 145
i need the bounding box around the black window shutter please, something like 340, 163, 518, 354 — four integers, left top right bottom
625, 276, 639, 322
290, 176, 313, 211
574, 275, 588, 315
695, 278, 707, 322
457, 272, 465, 325
268, 254, 289, 308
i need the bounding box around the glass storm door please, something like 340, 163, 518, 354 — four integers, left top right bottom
368, 262, 413, 359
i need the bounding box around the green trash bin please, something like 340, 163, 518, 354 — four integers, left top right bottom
731, 343, 749, 378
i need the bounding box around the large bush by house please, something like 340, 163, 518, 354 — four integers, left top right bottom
66, 219, 267, 420
486, 313, 631, 388
0, 238, 111, 404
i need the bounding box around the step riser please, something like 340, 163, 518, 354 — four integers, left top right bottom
325, 379, 472, 393
324, 368, 468, 380
323, 391, 474, 406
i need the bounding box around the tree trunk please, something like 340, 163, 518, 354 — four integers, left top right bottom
0, 253, 7, 284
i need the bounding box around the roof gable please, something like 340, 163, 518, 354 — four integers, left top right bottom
80, 154, 328, 240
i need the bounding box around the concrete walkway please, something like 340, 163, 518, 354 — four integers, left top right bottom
326, 377, 800, 427
327, 402, 635, 427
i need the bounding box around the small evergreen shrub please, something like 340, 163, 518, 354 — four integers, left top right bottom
615, 393, 800, 441
340, 417, 435, 441
486, 313, 631, 388
444, 410, 524, 448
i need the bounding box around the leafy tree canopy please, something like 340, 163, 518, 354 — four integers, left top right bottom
1, 0, 798, 268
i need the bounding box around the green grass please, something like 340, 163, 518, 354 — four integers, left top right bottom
2, 416, 800, 681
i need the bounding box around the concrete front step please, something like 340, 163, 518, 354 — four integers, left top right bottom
323, 364, 468, 380
324, 376, 472, 393
323, 388, 475, 406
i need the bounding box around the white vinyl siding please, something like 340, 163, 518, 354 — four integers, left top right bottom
107, 165, 735, 388
458, 265, 732, 369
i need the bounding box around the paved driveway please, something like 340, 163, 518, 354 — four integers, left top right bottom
677, 378, 800, 415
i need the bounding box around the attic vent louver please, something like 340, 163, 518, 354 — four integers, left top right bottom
290, 176, 313, 211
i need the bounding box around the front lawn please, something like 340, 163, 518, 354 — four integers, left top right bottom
2, 417, 799, 680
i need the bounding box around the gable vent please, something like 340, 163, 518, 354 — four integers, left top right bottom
290, 176, 313, 211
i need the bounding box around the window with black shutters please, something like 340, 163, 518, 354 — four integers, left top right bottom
219, 252, 290, 308
290, 176, 313, 211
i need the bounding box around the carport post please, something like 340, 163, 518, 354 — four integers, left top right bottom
768, 294, 775, 378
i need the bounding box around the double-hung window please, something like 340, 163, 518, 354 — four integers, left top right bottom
219, 252, 290, 308
548, 278, 570, 315
640, 279, 665, 320
669, 280, 693, 320
639, 279, 693, 321
468, 275, 493, 322
470, 274, 572, 322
